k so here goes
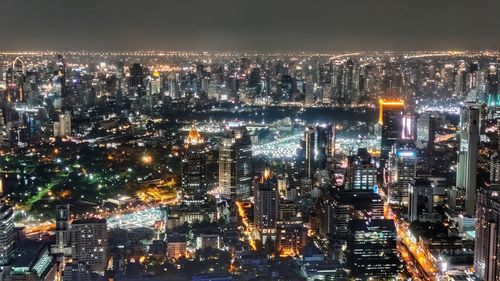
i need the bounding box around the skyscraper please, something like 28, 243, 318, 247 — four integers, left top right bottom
218, 127, 252, 200
53, 111, 71, 138
52, 204, 71, 255
347, 219, 399, 280
182, 129, 207, 204
456, 103, 480, 215
474, 184, 500, 281
416, 112, 436, 150
0, 195, 14, 265
302, 126, 316, 179
346, 148, 377, 190
379, 98, 404, 160
408, 178, 433, 222
254, 170, 279, 243
388, 140, 417, 206
70, 218, 108, 272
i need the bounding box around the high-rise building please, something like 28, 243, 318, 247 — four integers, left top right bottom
63, 261, 92, 281
276, 219, 307, 257
474, 184, 500, 281
416, 113, 436, 150
218, 127, 252, 200
379, 98, 404, 160
302, 126, 316, 179
387, 140, 417, 206
408, 178, 433, 222
456, 103, 480, 215
347, 219, 399, 280
182, 129, 207, 204
346, 148, 377, 190
54, 111, 71, 138
70, 219, 108, 272
52, 204, 71, 255
254, 171, 279, 243
0, 195, 14, 265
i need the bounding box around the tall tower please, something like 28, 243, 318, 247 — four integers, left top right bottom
52, 204, 71, 255
474, 184, 500, 281
254, 169, 279, 243
388, 140, 417, 206
182, 129, 207, 204
302, 126, 316, 179
456, 103, 480, 215
218, 127, 253, 200
0, 195, 14, 265
379, 99, 405, 160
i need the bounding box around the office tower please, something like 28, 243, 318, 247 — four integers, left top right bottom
302, 126, 316, 179
347, 219, 399, 280
149, 69, 161, 95
254, 172, 279, 243
491, 152, 500, 182
280, 75, 293, 102
54, 111, 71, 138
388, 140, 417, 206
315, 124, 332, 170
0, 196, 14, 265
379, 98, 404, 160
454, 62, 467, 97
408, 178, 433, 222
276, 219, 307, 257
182, 129, 207, 204
319, 191, 384, 239
486, 65, 499, 106
218, 127, 252, 200
416, 113, 436, 150
474, 184, 500, 281
456, 104, 480, 215
346, 148, 377, 190
63, 261, 92, 281
52, 204, 71, 255
5, 57, 26, 103
70, 218, 108, 272
56, 54, 68, 98
277, 174, 288, 197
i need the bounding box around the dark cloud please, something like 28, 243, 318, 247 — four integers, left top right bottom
1, 0, 499, 51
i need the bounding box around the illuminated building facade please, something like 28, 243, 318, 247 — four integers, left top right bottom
416, 112, 436, 150
52, 204, 71, 255
254, 173, 279, 243
456, 103, 480, 215
218, 127, 252, 200
347, 219, 399, 280
0, 196, 14, 265
70, 219, 108, 272
388, 140, 417, 206
182, 129, 207, 203
346, 148, 377, 190
276, 219, 307, 257
474, 184, 500, 281
379, 98, 404, 160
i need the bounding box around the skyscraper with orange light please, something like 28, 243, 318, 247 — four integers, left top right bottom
379, 98, 404, 160
182, 129, 207, 203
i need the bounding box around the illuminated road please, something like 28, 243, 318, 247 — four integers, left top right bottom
384, 203, 439, 281
235, 200, 257, 251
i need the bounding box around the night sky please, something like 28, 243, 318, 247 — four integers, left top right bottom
2, 0, 500, 51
